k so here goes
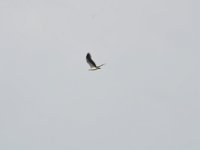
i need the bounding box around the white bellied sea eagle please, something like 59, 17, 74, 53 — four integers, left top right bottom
86, 53, 105, 71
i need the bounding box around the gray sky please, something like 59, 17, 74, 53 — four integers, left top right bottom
0, 0, 200, 150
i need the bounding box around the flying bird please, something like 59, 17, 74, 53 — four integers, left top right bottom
86, 53, 105, 71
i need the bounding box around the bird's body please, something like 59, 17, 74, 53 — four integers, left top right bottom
86, 53, 104, 71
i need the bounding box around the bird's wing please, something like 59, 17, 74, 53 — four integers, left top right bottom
86, 53, 97, 68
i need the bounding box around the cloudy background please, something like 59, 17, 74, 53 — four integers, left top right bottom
0, 0, 199, 149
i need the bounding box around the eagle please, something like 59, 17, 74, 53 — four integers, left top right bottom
86, 53, 105, 71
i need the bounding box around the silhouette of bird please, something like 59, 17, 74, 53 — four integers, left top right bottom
86, 53, 105, 71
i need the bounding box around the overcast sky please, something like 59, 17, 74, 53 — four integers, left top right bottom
0, 0, 200, 150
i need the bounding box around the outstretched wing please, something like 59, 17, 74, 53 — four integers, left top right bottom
86, 53, 97, 68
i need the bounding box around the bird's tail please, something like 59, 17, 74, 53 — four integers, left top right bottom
97, 63, 105, 68
88, 64, 105, 71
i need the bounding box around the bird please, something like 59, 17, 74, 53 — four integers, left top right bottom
86, 53, 105, 71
